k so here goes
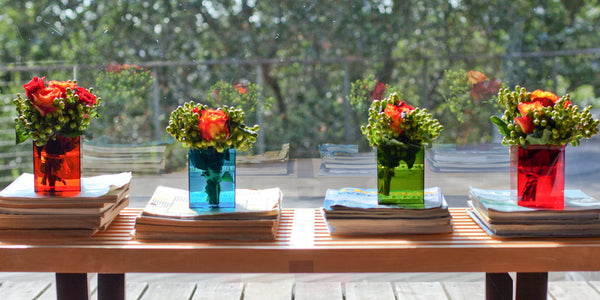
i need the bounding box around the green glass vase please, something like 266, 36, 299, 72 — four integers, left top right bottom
377, 144, 424, 205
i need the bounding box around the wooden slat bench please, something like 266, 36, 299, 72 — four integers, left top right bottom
0, 208, 599, 300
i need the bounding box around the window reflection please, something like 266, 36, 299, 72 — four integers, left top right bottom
1, 1, 599, 207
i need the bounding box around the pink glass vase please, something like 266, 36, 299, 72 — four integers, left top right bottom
33, 135, 81, 194
510, 145, 565, 209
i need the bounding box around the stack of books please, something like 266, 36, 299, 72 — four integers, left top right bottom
322, 187, 453, 236
135, 186, 282, 241
468, 187, 600, 238
0, 172, 131, 236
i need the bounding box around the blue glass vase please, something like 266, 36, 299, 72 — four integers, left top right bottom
188, 147, 236, 209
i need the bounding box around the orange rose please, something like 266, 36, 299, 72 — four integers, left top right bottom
199, 109, 229, 142
31, 86, 62, 116
530, 90, 560, 107
467, 70, 488, 84
517, 101, 544, 116
47, 80, 77, 98
384, 101, 414, 133
23, 76, 46, 100
514, 115, 535, 134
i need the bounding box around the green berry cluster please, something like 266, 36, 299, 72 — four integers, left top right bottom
13, 87, 102, 146
166, 101, 259, 152
491, 86, 599, 147
361, 93, 443, 148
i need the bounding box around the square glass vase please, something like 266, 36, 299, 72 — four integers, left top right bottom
510, 145, 565, 209
377, 146, 424, 205
188, 148, 236, 209
33, 135, 81, 194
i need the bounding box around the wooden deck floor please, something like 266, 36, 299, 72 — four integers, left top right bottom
1, 276, 600, 299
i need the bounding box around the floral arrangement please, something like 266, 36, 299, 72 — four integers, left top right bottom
362, 92, 443, 167
491, 87, 599, 147
362, 93, 442, 197
166, 102, 259, 152
14, 76, 101, 146
437, 69, 502, 144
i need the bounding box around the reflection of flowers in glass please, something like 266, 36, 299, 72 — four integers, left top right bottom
467, 70, 501, 102
438, 69, 503, 144
491, 86, 599, 146
370, 81, 387, 101
15, 76, 101, 146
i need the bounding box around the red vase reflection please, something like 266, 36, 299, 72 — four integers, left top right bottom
510, 145, 565, 209
33, 135, 81, 194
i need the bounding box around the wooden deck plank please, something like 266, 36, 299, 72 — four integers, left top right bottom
191, 282, 243, 300
140, 282, 196, 300
345, 282, 395, 300
548, 281, 600, 299
126, 282, 149, 300
243, 282, 293, 300
442, 282, 484, 300
394, 282, 448, 300
35, 282, 56, 300
0, 281, 52, 299
294, 282, 343, 300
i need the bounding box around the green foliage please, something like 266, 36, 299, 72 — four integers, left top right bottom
166, 101, 259, 152
493, 86, 600, 147
13, 83, 101, 146
2, 0, 600, 158
90, 66, 156, 144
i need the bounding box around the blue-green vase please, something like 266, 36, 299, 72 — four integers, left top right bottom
188, 147, 236, 209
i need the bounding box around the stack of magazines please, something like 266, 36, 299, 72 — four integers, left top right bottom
135, 186, 282, 241
468, 187, 600, 238
0, 172, 131, 236
322, 187, 453, 235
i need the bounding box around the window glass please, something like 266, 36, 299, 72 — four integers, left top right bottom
1, 1, 600, 207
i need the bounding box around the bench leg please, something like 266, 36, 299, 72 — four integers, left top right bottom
56, 273, 89, 300
98, 273, 126, 300
486, 272, 513, 300
516, 272, 548, 300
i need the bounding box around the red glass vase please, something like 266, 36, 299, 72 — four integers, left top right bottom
510, 145, 565, 209
33, 135, 81, 194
